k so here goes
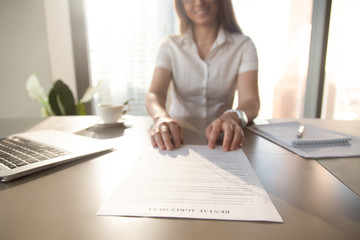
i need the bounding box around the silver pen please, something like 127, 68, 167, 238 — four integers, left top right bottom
297, 125, 305, 139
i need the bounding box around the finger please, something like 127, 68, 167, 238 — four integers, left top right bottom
222, 124, 234, 152
168, 122, 182, 148
205, 124, 213, 140
150, 134, 157, 147
208, 119, 222, 149
230, 126, 241, 151
153, 127, 166, 150
238, 127, 245, 148
179, 126, 184, 144
160, 124, 174, 150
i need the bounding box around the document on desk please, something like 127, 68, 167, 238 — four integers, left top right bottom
97, 145, 283, 222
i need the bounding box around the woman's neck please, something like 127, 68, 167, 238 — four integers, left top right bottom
192, 23, 219, 46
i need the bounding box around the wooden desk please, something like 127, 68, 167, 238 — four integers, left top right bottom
0, 116, 359, 240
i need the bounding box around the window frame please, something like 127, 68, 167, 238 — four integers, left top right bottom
304, 0, 332, 118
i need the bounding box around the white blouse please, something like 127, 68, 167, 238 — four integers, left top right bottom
155, 27, 258, 124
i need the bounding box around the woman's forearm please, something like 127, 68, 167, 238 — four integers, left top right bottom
145, 92, 170, 121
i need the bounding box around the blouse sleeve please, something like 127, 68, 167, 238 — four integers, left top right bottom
238, 37, 258, 74
155, 38, 172, 71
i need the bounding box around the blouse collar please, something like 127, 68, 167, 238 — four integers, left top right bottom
180, 26, 229, 47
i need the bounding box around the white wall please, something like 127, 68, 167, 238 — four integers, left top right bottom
0, 0, 75, 118
43, 0, 76, 99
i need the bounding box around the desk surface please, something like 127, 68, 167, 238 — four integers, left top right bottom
0, 116, 359, 240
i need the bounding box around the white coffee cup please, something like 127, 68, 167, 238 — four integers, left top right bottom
96, 104, 125, 124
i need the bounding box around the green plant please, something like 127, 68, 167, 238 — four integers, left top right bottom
26, 74, 101, 116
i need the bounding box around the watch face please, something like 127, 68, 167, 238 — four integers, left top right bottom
241, 110, 248, 123
236, 110, 243, 119
236, 110, 248, 127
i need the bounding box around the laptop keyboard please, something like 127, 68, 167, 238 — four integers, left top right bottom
0, 137, 70, 169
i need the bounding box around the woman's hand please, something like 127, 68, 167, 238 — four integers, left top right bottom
150, 117, 184, 150
205, 114, 244, 151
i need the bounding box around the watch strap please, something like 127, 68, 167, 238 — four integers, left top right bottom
224, 109, 248, 128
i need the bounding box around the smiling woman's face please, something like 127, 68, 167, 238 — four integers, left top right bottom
182, 0, 219, 27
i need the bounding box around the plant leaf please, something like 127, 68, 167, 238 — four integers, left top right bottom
76, 102, 87, 115
49, 80, 77, 115
79, 80, 103, 103
40, 106, 53, 117
56, 94, 67, 115
26, 74, 54, 116
26, 74, 47, 103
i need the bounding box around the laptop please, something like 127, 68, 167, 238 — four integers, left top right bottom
0, 129, 112, 182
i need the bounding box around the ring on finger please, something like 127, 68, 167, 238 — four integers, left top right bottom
160, 124, 168, 132
154, 127, 161, 134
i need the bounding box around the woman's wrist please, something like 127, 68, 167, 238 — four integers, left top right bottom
223, 109, 248, 128
153, 114, 171, 124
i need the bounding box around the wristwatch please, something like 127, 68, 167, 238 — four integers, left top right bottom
224, 109, 248, 128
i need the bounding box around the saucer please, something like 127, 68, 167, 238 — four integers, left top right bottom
95, 119, 125, 128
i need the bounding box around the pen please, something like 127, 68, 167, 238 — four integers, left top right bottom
297, 125, 305, 139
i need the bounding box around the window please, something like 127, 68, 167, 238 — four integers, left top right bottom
85, 0, 178, 115
233, 0, 313, 118
85, 0, 314, 119
322, 0, 360, 120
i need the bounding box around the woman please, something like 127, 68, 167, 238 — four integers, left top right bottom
146, 0, 260, 151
